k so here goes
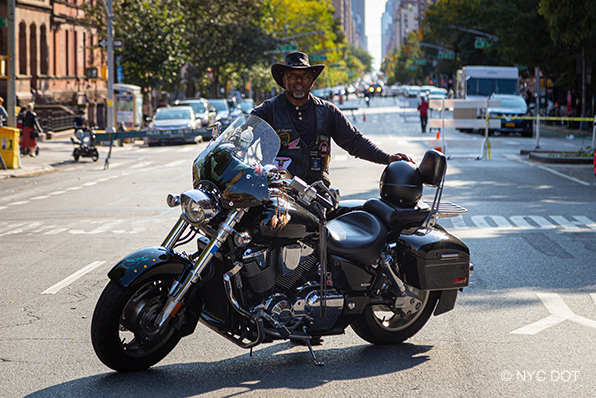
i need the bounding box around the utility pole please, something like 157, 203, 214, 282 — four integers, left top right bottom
102, 0, 114, 136
7, 0, 16, 127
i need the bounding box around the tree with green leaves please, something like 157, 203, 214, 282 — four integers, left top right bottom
81, 0, 189, 113
183, 0, 275, 98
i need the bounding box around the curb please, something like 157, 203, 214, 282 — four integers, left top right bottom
528, 152, 593, 164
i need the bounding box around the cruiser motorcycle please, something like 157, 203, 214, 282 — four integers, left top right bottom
91, 115, 472, 372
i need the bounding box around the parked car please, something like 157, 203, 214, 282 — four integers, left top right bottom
146, 106, 202, 146
311, 87, 334, 99
208, 99, 232, 130
237, 98, 255, 114
174, 98, 217, 140
487, 94, 532, 137
175, 98, 216, 127
420, 87, 448, 100
226, 98, 242, 119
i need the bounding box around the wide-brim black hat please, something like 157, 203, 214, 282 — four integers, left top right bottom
271, 51, 325, 89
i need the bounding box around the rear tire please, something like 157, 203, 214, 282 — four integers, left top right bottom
91, 276, 184, 372
351, 291, 439, 344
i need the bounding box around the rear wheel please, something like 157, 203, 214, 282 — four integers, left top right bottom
91, 276, 184, 372
351, 291, 439, 344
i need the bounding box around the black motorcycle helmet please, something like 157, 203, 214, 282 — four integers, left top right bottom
379, 160, 423, 206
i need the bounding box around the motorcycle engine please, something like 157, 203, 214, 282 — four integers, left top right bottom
239, 242, 344, 330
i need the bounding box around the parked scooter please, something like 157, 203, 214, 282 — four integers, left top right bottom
71, 111, 99, 161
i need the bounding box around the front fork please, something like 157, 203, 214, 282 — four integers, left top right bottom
155, 209, 246, 328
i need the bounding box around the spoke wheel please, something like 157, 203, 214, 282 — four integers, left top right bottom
351, 290, 439, 345
91, 276, 183, 372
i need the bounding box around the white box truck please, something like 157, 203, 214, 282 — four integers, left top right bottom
456, 66, 519, 100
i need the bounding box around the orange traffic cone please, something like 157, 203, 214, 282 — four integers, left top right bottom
434, 129, 442, 152
362, 112, 366, 122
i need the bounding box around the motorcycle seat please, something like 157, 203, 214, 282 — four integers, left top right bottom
362, 198, 429, 231
326, 210, 387, 265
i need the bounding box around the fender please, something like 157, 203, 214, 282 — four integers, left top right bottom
107, 246, 192, 287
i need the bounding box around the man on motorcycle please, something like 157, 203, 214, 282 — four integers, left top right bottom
252, 51, 413, 186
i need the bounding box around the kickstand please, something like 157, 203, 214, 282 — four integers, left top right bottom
305, 339, 325, 366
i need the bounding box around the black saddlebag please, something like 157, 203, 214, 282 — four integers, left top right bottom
396, 228, 470, 291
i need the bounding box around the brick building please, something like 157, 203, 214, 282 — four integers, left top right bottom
0, 0, 106, 129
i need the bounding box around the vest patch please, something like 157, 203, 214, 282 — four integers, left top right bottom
278, 132, 291, 146
311, 157, 322, 171
274, 157, 292, 170
288, 138, 300, 149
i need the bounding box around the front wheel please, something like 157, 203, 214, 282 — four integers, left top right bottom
91, 276, 184, 372
91, 148, 99, 161
351, 291, 439, 345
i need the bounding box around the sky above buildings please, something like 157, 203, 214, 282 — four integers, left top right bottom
365, 0, 387, 71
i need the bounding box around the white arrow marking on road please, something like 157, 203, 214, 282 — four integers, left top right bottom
42, 261, 106, 294
511, 293, 596, 335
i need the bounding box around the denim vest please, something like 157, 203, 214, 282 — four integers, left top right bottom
270, 94, 332, 185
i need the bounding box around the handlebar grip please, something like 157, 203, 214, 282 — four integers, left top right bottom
316, 194, 334, 210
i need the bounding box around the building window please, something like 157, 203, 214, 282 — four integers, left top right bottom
19, 22, 27, 75
65, 30, 69, 76
40, 25, 49, 75
74, 30, 78, 77
30, 24, 37, 76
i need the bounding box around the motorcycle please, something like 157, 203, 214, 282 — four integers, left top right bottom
71, 127, 99, 162
91, 114, 472, 372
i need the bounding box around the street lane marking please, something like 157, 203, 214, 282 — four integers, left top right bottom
164, 160, 187, 167
42, 261, 106, 294
511, 293, 596, 335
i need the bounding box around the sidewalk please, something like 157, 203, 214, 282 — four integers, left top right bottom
0, 136, 75, 180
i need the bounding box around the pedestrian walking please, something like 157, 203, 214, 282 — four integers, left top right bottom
20, 102, 42, 157
417, 96, 429, 133
0, 97, 8, 126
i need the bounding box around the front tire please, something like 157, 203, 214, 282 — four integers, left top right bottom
351, 291, 439, 344
91, 276, 184, 372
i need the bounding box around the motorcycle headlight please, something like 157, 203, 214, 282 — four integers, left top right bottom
180, 189, 220, 225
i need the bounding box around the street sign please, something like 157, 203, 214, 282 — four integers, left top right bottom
439, 52, 455, 59
278, 45, 298, 52
407, 65, 417, 71
311, 55, 327, 61
0, 18, 6, 28
413, 59, 427, 65
98, 38, 124, 48
475, 38, 492, 49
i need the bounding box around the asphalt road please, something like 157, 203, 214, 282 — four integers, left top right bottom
1, 96, 595, 397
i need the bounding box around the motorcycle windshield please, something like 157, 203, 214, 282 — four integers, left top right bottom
193, 115, 280, 209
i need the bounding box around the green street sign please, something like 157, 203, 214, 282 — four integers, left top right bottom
278, 45, 298, 52
475, 39, 492, 49
0, 18, 6, 28
311, 55, 327, 61
407, 65, 417, 71
439, 52, 455, 59
413, 59, 427, 65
